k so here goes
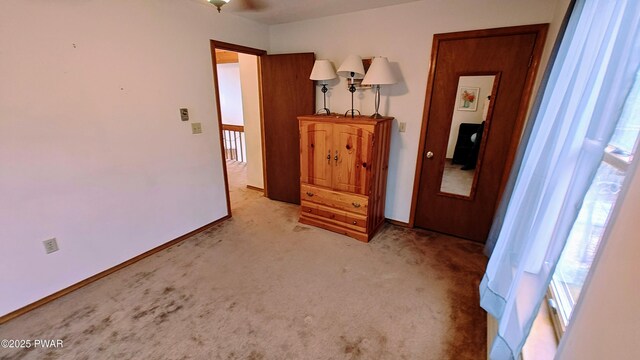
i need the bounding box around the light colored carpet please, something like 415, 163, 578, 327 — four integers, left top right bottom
440, 161, 475, 197
0, 160, 487, 360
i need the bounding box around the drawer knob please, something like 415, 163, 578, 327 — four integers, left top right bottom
352, 202, 361, 208
306, 192, 314, 197
307, 209, 312, 213
352, 221, 358, 225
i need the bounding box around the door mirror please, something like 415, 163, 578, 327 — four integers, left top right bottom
439, 74, 499, 198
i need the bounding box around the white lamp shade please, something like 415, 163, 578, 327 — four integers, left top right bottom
361, 57, 397, 85
337, 55, 365, 79
310, 60, 337, 81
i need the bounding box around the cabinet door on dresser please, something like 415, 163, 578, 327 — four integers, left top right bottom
300, 121, 333, 188
332, 124, 374, 196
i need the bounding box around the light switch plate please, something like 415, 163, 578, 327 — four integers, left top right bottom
399, 122, 407, 132
191, 122, 202, 134
43, 238, 59, 254
180, 108, 189, 121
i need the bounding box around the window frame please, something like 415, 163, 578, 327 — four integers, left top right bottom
547, 141, 636, 340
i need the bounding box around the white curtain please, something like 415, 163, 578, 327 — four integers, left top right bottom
480, 0, 640, 358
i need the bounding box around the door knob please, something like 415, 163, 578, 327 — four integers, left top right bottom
426, 151, 434, 159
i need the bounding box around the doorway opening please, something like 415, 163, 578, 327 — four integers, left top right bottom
210, 41, 267, 214
211, 41, 316, 216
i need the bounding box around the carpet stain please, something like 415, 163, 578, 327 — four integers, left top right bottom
132, 305, 158, 320
154, 303, 183, 325
341, 336, 364, 358
133, 270, 156, 281
0, 347, 34, 360
195, 238, 223, 249
293, 225, 311, 232
338, 333, 389, 360
190, 335, 205, 346
247, 350, 264, 360
376, 226, 487, 359
81, 315, 111, 335
59, 305, 96, 328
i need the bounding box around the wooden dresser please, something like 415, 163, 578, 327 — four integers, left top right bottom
298, 114, 393, 242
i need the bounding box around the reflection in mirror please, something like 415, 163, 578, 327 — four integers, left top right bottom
440, 75, 496, 197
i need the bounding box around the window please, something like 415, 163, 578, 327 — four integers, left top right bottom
548, 70, 640, 336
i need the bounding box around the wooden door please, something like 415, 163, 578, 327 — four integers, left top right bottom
332, 124, 375, 196
261, 53, 315, 204
413, 25, 547, 242
299, 121, 333, 188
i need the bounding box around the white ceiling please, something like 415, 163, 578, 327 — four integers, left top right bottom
224, 0, 423, 25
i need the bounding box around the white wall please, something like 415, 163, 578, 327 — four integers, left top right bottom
269, 0, 559, 222
0, 0, 269, 316
556, 160, 640, 360
217, 63, 245, 126
238, 54, 264, 189
446, 75, 495, 158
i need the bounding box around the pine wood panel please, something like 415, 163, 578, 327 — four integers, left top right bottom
299, 216, 369, 242
301, 201, 367, 231
344, 212, 368, 230
369, 120, 392, 233
300, 184, 368, 216
301, 202, 345, 222
298, 115, 393, 242
215, 50, 239, 64
221, 124, 244, 132
332, 124, 374, 195
299, 121, 333, 188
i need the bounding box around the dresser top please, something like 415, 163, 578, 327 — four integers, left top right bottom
298, 114, 394, 125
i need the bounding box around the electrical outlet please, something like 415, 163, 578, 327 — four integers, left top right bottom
43, 238, 59, 254
191, 123, 202, 134
399, 122, 407, 132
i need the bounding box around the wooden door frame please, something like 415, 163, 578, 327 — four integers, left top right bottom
408, 24, 548, 227
210, 40, 267, 217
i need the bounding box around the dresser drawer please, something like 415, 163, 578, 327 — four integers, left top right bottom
301, 184, 369, 216
301, 202, 346, 223
301, 201, 368, 231
345, 213, 367, 229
